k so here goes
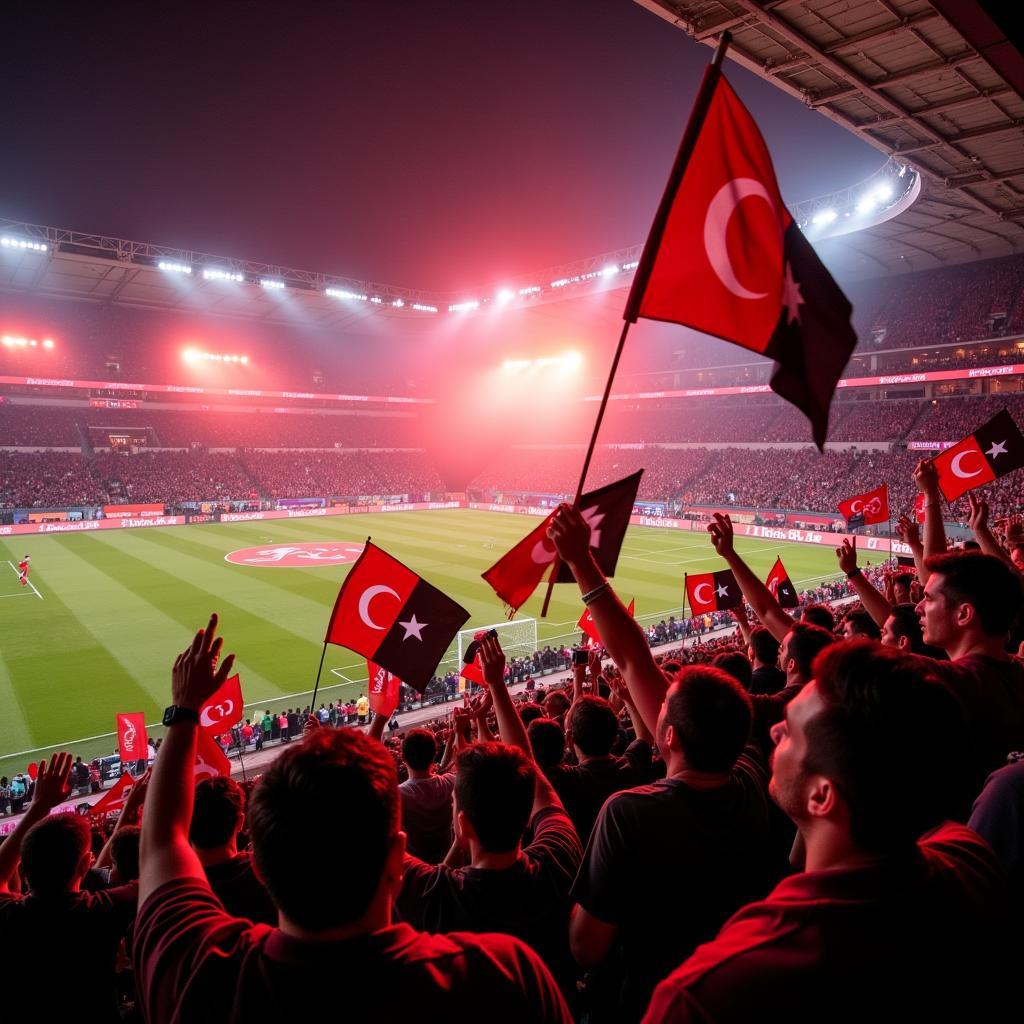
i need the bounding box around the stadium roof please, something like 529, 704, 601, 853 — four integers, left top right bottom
635, 0, 1024, 272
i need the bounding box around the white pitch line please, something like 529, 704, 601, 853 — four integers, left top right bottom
623, 543, 791, 567
5, 561, 43, 601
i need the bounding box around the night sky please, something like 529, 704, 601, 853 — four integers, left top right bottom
0, 2, 883, 294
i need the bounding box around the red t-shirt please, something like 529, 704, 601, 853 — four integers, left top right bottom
133, 879, 572, 1024
642, 824, 1013, 1023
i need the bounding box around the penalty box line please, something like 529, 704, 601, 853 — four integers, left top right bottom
5, 561, 43, 601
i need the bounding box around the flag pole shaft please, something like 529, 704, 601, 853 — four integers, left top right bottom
539, 31, 733, 619
308, 641, 328, 721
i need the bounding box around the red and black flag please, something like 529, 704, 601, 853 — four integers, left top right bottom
483, 470, 643, 614
367, 660, 402, 719
578, 598, 635, 644
837, 484, 889, 529
933, 408, 1024, 502
765, 557, 798, 609
624, 73, 856, 450
685, 569, 742, 616
326, 541, 470, 692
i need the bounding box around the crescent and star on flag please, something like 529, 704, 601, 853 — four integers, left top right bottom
703, 176, 804, 325
357, 584, 427, 641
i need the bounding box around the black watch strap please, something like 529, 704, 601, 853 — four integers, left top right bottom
163, 705, 199, 727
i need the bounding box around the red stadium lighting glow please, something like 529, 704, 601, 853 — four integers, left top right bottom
2, 334, 56, 350
496, 288, 515, 305
182, 348, 248, 365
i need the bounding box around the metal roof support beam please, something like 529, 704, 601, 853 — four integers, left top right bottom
808, 52, 981, 105
858, 88, 1014, 129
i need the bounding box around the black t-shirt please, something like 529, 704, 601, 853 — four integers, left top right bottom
0, 883, 137, 1023
552, 753, 654, 844
133, 879, 572, 1024
930, 655, 1024, 787
571, 754, 772, 1023
204, 852, 278, 925
749, 665, 786, 696
397, 806, 582, 990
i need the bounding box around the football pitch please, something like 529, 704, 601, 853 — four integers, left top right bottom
0, 508, 848, 775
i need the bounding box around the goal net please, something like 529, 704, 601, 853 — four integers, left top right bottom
443, 617, 539, 674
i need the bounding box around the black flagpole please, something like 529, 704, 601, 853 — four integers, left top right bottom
309, 535, 370, 718
539, 31, 733, 618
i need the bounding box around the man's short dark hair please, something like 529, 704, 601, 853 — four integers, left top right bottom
518, 703, 545, 727
22, 814, 91, 894
750, 626, 780, 667
111, 824, 141, 882
248, 729, 398, 930
190, 776, 245, 850
711, 650, 753, 690
843, 607, 881, 641
528, 718, 565, 770
454, 742, 535, 852
569, 695, 619, 757
892, 573, 913, 594
801, 604, 835, 632
786, 622, 836, 682
664, 666, 752, 773
401, 729, 437, 772
806, 640, 971, 852
889, 603, 926, 652
925, 551, 1024, 637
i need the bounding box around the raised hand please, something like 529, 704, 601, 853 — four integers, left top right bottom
967, 492, 989, 534
121, 769, 150, 824
546, 503, 592, 566
896, 513, 921, 547
479, 633, 507, 689
836, 537, 858, 575
32, 752, 73, 813
172, 613, 236, 711
707, 513, 735, 559
913, 458, 940, 496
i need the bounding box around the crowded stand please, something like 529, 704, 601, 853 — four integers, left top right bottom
2, 470, 1022, 1023
93, 451, 260, 504
0, 451, 105, 508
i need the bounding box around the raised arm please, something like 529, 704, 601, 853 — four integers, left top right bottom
95, 770, 149, 871
914, 458, 947, 570
968, 493, 1018, 572
480, 634, 563, 814
896, 513, 927, 583
0, 753, 72, 892
547, 504, 666, 738
835, 538, 892, 628
707, 514, 794, 643
140, 614, 236, 905
731, 602, 753, 646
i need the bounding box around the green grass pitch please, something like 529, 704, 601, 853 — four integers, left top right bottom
0, 508, 850, 775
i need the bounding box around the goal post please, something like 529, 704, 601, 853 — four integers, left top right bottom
450, 617, 539, 671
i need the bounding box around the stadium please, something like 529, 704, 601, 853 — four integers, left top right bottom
1, 3, 1023, 1021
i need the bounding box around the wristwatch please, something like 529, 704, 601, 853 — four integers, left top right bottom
163, 705, 200, 727
845, 568, 862, 579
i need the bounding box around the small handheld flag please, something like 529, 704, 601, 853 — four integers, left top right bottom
765, 557, 799, 608
933, 408, 1024, 502
685, 570, 742, 616
837, 484, 889, 528
325, 541, 469, 692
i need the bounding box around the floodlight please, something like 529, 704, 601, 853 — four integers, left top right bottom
325, 288, 368, 301
448, 300, 480, 313
601, 264, 620, 276
158, 261, 192, 274
496, 288, 515, 305
811, 209, 837, 225
260, 278, 285, 290
411, 303, 438, 313
203, 268, 244, 282
42, 339, 55, 349
1, 236, 47, 252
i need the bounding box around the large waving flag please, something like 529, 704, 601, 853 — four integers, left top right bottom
933, 408, 1024, 502
578, 598, 634, 644
483, 471, 642, 614
116, 713, 147, 764
326, 542, 470, 691
624, 72, 856, 450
